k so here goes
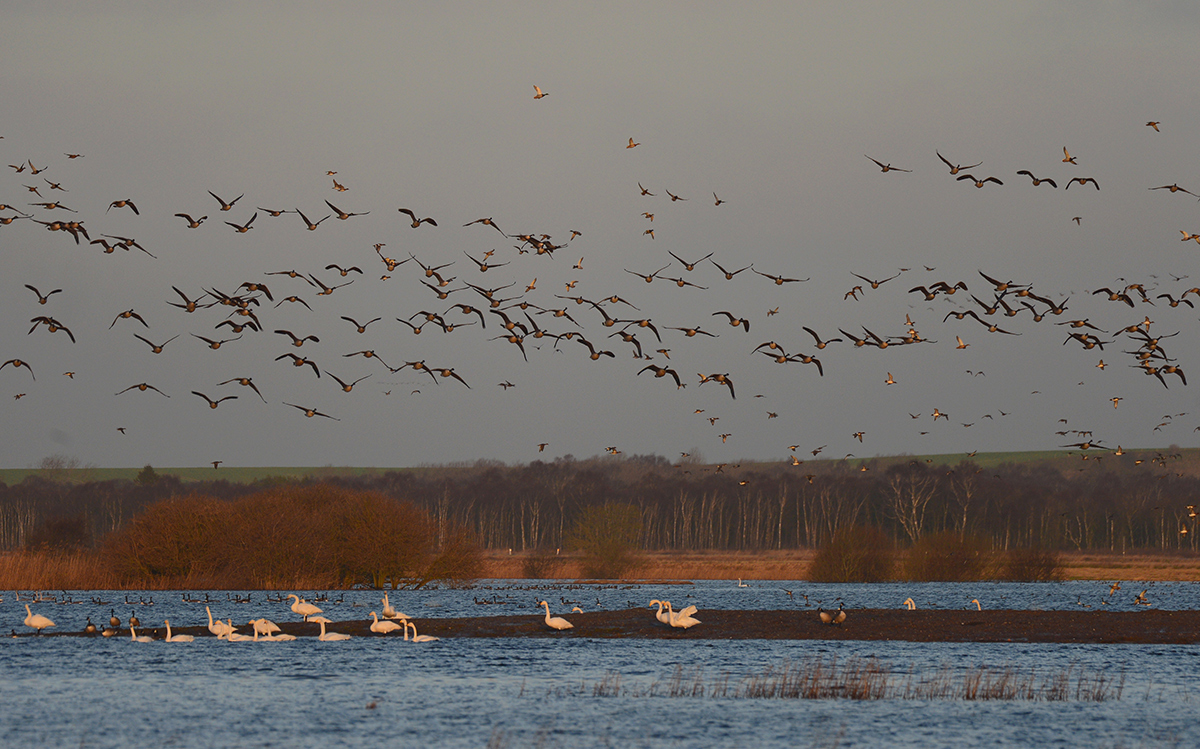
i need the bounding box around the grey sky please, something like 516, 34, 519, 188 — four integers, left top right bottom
3, 2, 1200, 469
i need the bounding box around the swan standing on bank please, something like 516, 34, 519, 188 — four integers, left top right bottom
164, 620, 194, 643
288, 594, 322, 622
249, 618, 281, 637
23, 604, 55, 634
539, 600, 573, 631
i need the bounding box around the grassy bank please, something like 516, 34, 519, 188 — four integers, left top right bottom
3, 549, 1194, 590
480, 549, 1200, 582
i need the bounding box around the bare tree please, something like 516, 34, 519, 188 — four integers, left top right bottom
883, 467, 939, 543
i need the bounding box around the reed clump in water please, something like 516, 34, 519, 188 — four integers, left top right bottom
577, 658, 1125, 701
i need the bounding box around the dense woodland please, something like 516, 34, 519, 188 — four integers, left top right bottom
2, 451, 1198, 556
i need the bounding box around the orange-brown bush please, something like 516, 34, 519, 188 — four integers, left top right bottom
998, 546, 1064, 582
102, 484, 478, 588
807, 526, 895, 582
903, 531, 994, 581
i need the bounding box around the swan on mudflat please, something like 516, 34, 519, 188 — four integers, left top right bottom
223, 619, 254, 641
129, 624, 154, 643
649, 599, 671, 625
207, 607, 232, 637
249, 618, 281, 637
164, 620, 194, 643
971, 599, 982, 611
382, 593, 408, 620
664, 601, 700, 629
370, 611, 404, 635
23, 605, 55, 634
288, 594, 322, 621
404, 620, 439, 643
539, 600, 573, 631
317, 620, 351, 641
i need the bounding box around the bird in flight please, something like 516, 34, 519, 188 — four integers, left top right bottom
533, 85, 548, 99
192, 391, 237, 409
936, 151, 981, 175
208, 191, 243, 211
398, 208, 437, 228
865, 155, 911, 172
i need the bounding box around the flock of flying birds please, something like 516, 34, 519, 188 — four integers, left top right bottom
0, 104, 1196, 466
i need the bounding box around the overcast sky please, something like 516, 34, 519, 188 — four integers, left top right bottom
3, 2, 1200, 470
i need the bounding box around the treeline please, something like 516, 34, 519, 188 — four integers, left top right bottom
2, 451, 1199, 555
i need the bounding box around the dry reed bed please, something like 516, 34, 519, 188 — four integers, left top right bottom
580, 658, 1124, 701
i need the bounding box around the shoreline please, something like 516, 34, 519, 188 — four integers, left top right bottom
478, 549, 1200, 582
21, 608, 1200, 644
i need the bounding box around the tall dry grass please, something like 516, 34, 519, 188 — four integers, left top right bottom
575, 658, 1125, 702
0, 550, 120, 590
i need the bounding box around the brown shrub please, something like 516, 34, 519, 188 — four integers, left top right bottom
568, 503, 643, 579
522, 547, 566, 579
998, 546, 1064, 582
904, 531, 994, 581
807, 526, 895, 582
419, 524, 484, 588
103, 493, 230, 581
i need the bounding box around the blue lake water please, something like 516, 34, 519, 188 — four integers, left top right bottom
5, 581, 1198, 748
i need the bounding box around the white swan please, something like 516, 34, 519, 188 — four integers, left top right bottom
382, 593, 408, 620
903, 597, 916, 610
206, 606, 232, 637
288, 594, 322, 621
223, 619, 254, 641
649, 599, 671, 625
370, 611, 404, 634
164, 620, 194, 643
539, 600, 573, 631
571, 606, 583, 613
664, 601, 700, 629
405, 620, 439, 642
249, 618, 281, 636
737, 578, 749, 588
971, 599, 982, 611
23, 604, 55, 634
317, 620, 351, 641
129, 624, 154, 643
